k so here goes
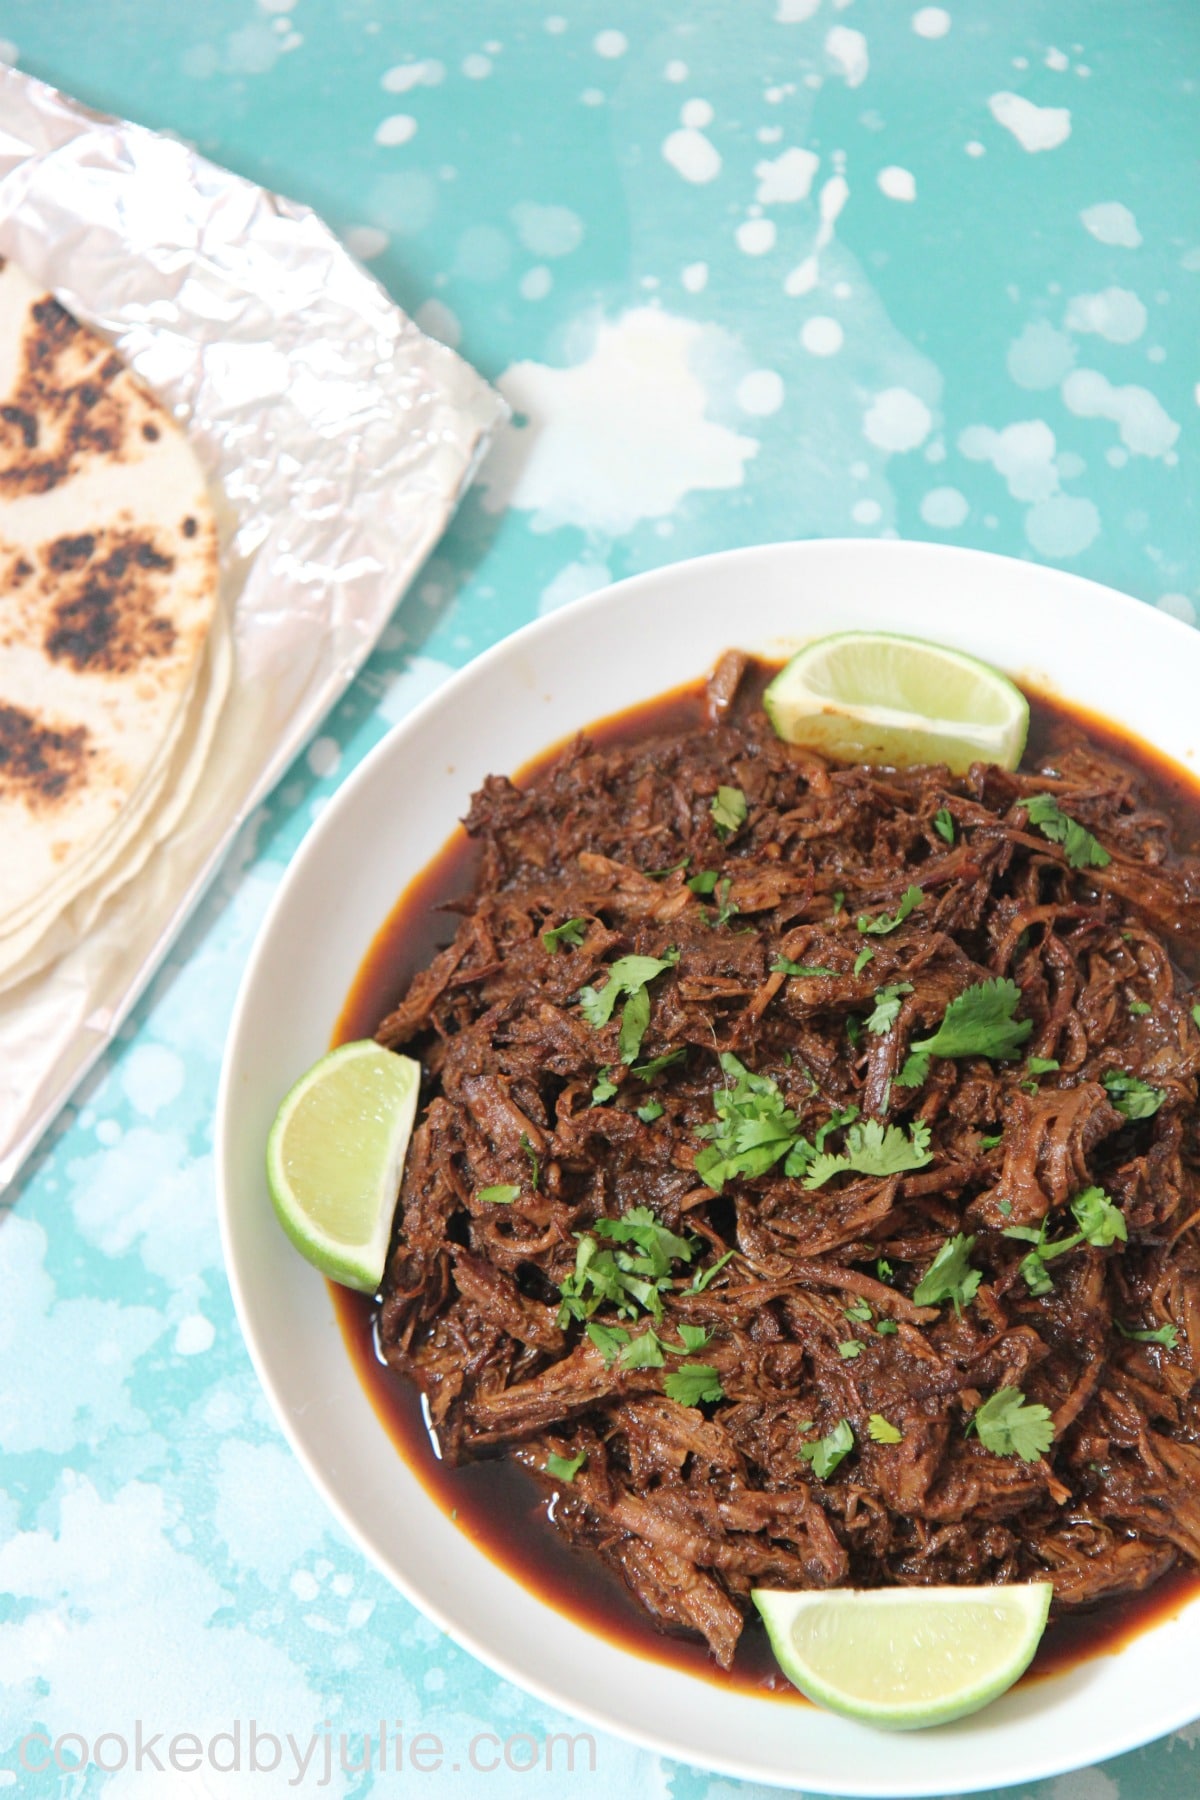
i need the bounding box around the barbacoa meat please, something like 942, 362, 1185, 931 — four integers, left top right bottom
375, 656, 1200, 1668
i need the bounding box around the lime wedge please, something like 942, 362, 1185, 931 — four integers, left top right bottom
751, 1583, 1052, 1730
763, 630, 1029, 773
266, 1039, 420, 1293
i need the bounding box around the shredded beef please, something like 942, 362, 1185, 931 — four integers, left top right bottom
375, 657, 1200, 1668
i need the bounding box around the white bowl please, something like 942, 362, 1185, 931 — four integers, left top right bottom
216, 540, 1200, 1796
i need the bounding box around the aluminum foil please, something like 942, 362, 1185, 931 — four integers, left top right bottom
0, 66, 507, 1187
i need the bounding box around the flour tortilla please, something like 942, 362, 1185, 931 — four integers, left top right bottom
0, 260, 222, 954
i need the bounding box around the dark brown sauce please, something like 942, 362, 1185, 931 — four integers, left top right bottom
331, 663, 1200, 1694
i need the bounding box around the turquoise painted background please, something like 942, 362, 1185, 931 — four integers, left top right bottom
1, 0, 1198, 1794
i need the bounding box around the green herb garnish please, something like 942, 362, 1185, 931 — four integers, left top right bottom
857, 885, 923, 936
637, 1100, 665, 1123
1024, 794, 1111, 870
866, 983, 913, 1035
772, 957, 837, 978
1003, 1186, 1127, 1294
868, 1414, 903, 1443
853, 946, 875, 976
1026, 1056, 1060, 1075
632, 1046, 688, 1081
520, 1132, 540, 1192
663, 1363, 725, 1405
844, 1297, 873, 1322
1128, 999, 1152, 1016
799, 1418, 855, 1479
586, 1320, 630, 1366
875, 1319, 899, 1335
477, 1184, 520, 1205
693, 1052, 804, 1193
913, 1232, 981, 1312
1115, 1319, 1180, 1350
580, 950, 679, 1068
691, 1249, 734, 1292
908, 977, 1032, 1064
618, 1328, 666, 1370
591, 1068, 618, 1105
971, 1387, 1054, 1462
933, 808, 955, 845
687, 870, 720, 896
672, 1322, 713, 1353
711, 786, 747, 840
803, 1117, 933, 1189
542, 917, 587, 953
980, 1132, 1003, 1150
545, 1450, 586, 1482
838, 1339, 864, 1359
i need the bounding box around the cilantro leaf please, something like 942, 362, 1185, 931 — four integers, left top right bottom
617, 1328, 666, 1371
857, 885, 923, 936
868, 1414, 903, 1444
672, 1322, 713, 1353
866, 982, 913, 1035
545, 1450, 586, 1482
632, 1046, 688, 1081
519, 1133, 540, 1192
838, 1339, 864, 1359
647, 856, 691, 879
477, 1184, 520, 1205
618, 985, 651, 1064
586, 1321, 630, 1367
895, 1050, 931, 1088
773, 956, 837, 977
832, 889, 845, 917
591, 1068, 617, 1105
875, 1319, 899, 1335
1103, 1068, 1165, 1122
910, 977, 1032, 1063
637, 1099, 665, 1123
933, 807, 955, 845
711, 786, 748, 840
1071, 1185, 1128, 1247
578, 951, 679, 1029
1193, 1004, 1200, 1031
972, 1387, 1054, 1462
663, 1363, 725, 1405
853, 946, 875, 976
1024, 794, 1111, 870
687, 870, 720, 896
558, 1209, 698, 1327
542, 917, 587, 953
1116, 1319, 1180, 1350
593, 1206, 696, 1275
912, 1232, 981, 1312
693, 1052, 804, 1192
980, 1132, 1003, 1150
799, 1418, 855, 1479
691, 1249, 734, 1292
875, 1257, 893, 1281
1027, 1056, 1060, 1075
710, 877, 739, 928
1129, 999, 1151, 1016
843, 1297, 873, 1322
802, 1117, 933, 1189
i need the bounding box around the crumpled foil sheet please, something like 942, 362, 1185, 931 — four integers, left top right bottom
0, 66, 507, 1188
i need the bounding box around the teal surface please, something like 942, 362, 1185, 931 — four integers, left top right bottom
2, 1, 1199, 1795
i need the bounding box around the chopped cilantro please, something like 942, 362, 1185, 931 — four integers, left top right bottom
875, 1319, 899, 1335
691, 1249, 734, 1292
1071, 1185, 1128, 1247
803, 1117, 933, 1189
663, 1363, 725, 1406
687, 870, 720, 896
710, 877, 739, 928
1004, 1187, 1127, 1294
875, 1257, 893, 1281
519, 1132, 540, 1192
772, 956, 837, 978
832, 889, 845, 916
647, 856, 691, 879
637, 1099, 665, 1124
980, 1132, 1003, 1150
799, 1418, 855, 1479
477, 1184, 520, 1205
913, 1232, 981, 1313
1128, 999, 1152, 1016
542, 917, 587, 953
844, 1297, 873, 1322
838, 1339, 864, 1359
1101, 1072, 1165, 1116
618, 984, 652, 1064
866, 982, 913, 1035
1027, 1056, 1060, 1075
591, 1069, 617, 1105
579, 951, 679, 1029
672, 1322, 713, 1353
618, 1328, 666, 1371
693, 1052, 806, 1193
933, 808, 955, 845
558, 1207, 699, 1327
1193, 1004, 1200, 1032
545, 1450, 586, 1482
846, 1016, 862, 1049
971, 1387, 1054, 1462
711, 786, 748, 840
853, 946, 875, 976
632, 1046, 688, 1081
586, 1320, 630, 1367
857, 885, 923, 936
868, 1414, 903, 1444
1116, 1319, 1180, 1350
895, 1050, 931, 1088
909, 977, 1032, 1063
1024, 794, 1111, 870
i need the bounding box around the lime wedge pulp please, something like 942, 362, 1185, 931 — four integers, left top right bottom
265, 1039, 420, 1293
763, 630, 1030, 774
751, 1583, 1052, 1731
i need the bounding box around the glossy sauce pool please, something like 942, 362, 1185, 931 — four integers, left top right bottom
331, 665, 1200, 1696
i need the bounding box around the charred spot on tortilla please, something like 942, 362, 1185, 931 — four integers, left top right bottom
41, 528, 179, 675
0, 700, 90, 807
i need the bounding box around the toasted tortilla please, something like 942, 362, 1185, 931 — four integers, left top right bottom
0, 260, 221, 948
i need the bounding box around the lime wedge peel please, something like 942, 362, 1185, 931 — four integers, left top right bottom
751, 1583, 1052, 1731
763, 630, 1030, 775
266, 1039, 420, 1294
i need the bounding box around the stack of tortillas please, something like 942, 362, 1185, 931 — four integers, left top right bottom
0, 258, 229, 991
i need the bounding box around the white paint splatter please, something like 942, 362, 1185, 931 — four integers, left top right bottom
853, 498, 883, 524
912, 7, 951, 37
736, 218, 777, 255
662, 126, 722, 184
1025, 495, 1100, 557
754, 146, 820, 205
344, 224, 389, 261
462, 52, 493, 78
538, 559, 613, 616
863, 387, 932, 452
511, 200, 584, 257
826, 25, 869, 88
454, 224, 511, 281
959, 420, 1059, 500
520, 265, 553, 300
173, 1313, 215, 1356
1045, 46, 1069, 72
306, 735, 340, 778
0, 38, 18, 64
681, 97, 714, 128
593, 28, 628, 57
1049, 1770, 1121, 1800
965, 139, 986, 157
1081, 201, 1142, 247
120, 1043, 186, 1118
737, 369, 785, 415
783, 173, 849, 295
1007, 319, 1075, 389
476, 308, 758, 534
414, 297, 461, 347
920, 486, 969, 527
1065, 286, 1147, 344
665, 59, 688, 82
1157, 593, 1197, 626
374, 113, 417, 147
988, 92, 1071, 152
681, 261, 709, 292
878, 165, 916, 201
776, 0, 821, 19
381, 58, 444, 92
375, 656, 456, 726
1062, 369, 1180, 456
801, 316, 844, 356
